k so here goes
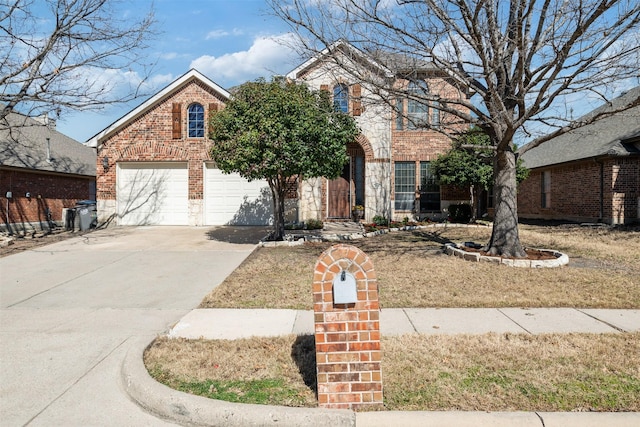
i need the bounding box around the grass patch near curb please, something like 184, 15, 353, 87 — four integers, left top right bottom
200, 224, 640, 309
145, 332, 640, 412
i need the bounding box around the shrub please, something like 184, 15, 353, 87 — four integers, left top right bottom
448, 203, 473, 223
305, 219, 323, 230
372, 215, 388, 226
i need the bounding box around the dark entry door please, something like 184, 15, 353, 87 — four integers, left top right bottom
328, 163, 351, 218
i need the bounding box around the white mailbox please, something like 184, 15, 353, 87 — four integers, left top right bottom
333, 270, 358, 304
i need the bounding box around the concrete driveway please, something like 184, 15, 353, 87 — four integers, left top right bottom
0, 226, 261, 426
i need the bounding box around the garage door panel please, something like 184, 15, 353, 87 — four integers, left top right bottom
118, 163, 188, 226
204, 166, 272, 225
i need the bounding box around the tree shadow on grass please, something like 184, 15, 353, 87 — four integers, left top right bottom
291, 334, 317, 397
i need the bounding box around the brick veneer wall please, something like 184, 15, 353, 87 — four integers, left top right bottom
1, 168, 94, 231
391, 78, 471, 214
96, 79, 225, 220
313, 244, 383, 411
518, 157, 639, 224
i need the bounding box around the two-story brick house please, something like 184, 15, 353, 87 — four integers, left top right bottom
287, 42, 471, 222
90, 45, 471, 227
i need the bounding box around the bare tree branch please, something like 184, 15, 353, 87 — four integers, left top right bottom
269, 0, 640, 257
0, 0, 157, 127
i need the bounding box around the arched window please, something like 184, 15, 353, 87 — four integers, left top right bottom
407, 81, 429, 129
333, 83, 349, 113
188, 103, 204, 138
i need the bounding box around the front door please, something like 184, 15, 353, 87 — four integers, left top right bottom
328, 162, 351, 219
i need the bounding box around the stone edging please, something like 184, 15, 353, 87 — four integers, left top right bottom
444, 243, 570, 268
121, 335, 356, 427
259, 223, 486, 247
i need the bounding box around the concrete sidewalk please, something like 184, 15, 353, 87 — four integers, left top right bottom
168, 307, 640, 339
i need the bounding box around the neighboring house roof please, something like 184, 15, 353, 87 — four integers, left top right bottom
520, 87, 640, 169
86, 69, 230, 148
0, 111, 96, 177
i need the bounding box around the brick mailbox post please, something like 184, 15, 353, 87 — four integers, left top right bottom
313, 244, 383, 410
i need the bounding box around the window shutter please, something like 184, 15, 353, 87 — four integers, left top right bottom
351, 83, 362, 116
172, 103, 181, 139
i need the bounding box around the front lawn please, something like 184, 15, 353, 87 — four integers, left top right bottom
200, 224, 640, 309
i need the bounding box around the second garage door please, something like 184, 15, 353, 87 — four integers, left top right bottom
204, 165, 272, 225
117, 162, 188, 225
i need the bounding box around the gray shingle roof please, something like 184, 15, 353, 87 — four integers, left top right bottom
519, 87, 640, 169
1, 112, 96, 176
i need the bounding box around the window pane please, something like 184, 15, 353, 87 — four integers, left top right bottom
420, 162, 440, 212
395, 98, 403, 130
395, 162, 415, 210
188, 103, 204, 138
355, 155, 365, 206
333, 84, 349, 113
407, 81, 429, 130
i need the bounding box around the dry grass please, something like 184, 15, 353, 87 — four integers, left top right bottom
145, 332, 640, 411
200, 224, 640, 309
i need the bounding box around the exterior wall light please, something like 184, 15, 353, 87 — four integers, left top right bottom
102, 156, 109, 170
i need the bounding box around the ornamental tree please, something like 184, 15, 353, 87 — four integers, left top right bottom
209, 78, 359, 241
431, 127, 529, 222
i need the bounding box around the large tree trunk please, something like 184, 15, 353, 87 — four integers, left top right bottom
270, 179, 286, 241
485, 147, 527, 258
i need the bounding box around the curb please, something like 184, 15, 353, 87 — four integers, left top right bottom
121, 335, 356, 427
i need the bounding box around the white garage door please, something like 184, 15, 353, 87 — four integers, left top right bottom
117, 162, 188, 225
204, 165, 272, 225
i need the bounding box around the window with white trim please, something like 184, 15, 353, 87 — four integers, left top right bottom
333, 83, 349, 113
407, 81, 429, 129
188, 103, 204, 138
395, 162, 415, 211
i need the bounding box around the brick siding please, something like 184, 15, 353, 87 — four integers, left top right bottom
1, 168, 94, 230
97, 80, 225, 202
518, 157, 639, 224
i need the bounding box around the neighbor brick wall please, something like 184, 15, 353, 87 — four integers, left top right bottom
97, 79, 225, 202
313, 244, 383, 411
1, 168, 94, 230
518, 157, 639, 224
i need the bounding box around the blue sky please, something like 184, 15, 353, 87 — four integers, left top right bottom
55, 0, 638, 144
58, 0, 300, 142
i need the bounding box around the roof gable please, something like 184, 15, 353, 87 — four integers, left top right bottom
86, 69, 229, 148
287, 40, 394, 80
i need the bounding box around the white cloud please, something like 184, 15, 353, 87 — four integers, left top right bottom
205, 29, 230, 40
205, 28, 244, 40
190, 34, 299, 86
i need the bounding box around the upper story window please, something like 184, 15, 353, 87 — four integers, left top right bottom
188, 103, 205, 138
333, 83, 349, 113
407, 81, 429, 130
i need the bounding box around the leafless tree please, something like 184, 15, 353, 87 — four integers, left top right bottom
1, 0, 156, 128
270, 0, 640, 257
